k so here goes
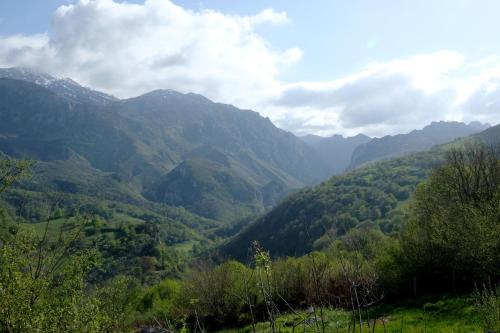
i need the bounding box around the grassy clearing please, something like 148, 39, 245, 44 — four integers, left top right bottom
219, 296, 481, 333
19, 217, 77, 239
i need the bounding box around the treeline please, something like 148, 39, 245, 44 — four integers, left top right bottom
140, 231, 390, 331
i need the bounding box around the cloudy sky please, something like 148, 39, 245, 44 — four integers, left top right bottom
1, 0, 500, 137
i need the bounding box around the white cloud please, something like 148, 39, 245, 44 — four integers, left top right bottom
247, 8, 289, 26
271, 51, 500, 136
0, 34, 51, 67
0, 0, 296, 108
0, 1, 500, 137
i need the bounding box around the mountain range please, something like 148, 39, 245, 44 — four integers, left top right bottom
0, 67, 495, 253
349, 121, 490, 168
0, 68, 328, 224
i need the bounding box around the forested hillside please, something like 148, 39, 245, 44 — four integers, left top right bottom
221, 149, 443, 259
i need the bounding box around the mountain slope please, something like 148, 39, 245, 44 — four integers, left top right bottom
0, 69, 329, 223
302, 134, 371, 175
221, 149, 444, 259
111, 89, 328, 186
147, 146, 293, 221
474, 123, 500, 144
150, 156, 261, 221
0, 78, 136, 171
101, 89, 329, 220
0, 80, 244, 221
350, 121, 489, 168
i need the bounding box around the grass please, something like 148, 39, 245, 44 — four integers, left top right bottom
19, 217, 77, 239
18, 216, 140, 244
171, 239, 200, 253
218, 295, 482, 333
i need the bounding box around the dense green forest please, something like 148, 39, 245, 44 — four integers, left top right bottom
220, 149, 442, 259
1, 142, 499, 332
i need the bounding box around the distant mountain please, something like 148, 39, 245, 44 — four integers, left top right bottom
301, 134, 324, 146
0, 67, 117, 106
0, 68, 329, 223
349, 121, 490, 168
301, 134, 371, 175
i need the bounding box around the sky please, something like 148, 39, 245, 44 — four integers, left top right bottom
1, 0, 500, 137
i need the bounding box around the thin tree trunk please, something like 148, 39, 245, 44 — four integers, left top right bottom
354, 286, 362, 333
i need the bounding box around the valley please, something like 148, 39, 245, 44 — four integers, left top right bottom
0, 68, 498, 332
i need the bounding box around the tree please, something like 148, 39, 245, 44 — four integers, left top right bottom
0, 225, 106, 332
402, 143, 500, 292
0, 158, 124, 332
0, 158, 32, 194
253, 241, 280, 333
